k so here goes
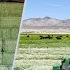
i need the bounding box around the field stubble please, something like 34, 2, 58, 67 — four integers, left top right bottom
15, 47, 70, 70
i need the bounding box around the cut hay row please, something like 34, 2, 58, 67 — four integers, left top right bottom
15, 59, 61, 70
15, 47, 70, 70
17, 48, 70, 60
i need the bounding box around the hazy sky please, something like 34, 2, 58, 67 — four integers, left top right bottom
22, 0, 70, 20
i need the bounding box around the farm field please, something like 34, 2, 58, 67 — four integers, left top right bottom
15, 34, 70, 70
20, 34, 70, 48
0, 2, 23, 70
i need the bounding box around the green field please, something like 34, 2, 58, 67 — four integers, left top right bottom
15, 33, 70, 70
20, 34, 70, 48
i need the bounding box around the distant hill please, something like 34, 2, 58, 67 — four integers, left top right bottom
20, 17, 70, 33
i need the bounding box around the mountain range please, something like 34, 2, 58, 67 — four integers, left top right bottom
20, 17, 70, 33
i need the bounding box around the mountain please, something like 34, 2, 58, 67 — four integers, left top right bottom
20, 17, 70, 33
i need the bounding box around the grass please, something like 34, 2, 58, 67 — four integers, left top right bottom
20, 34, 70, 48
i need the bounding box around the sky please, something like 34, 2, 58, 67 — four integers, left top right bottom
22, 0, 70, 20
